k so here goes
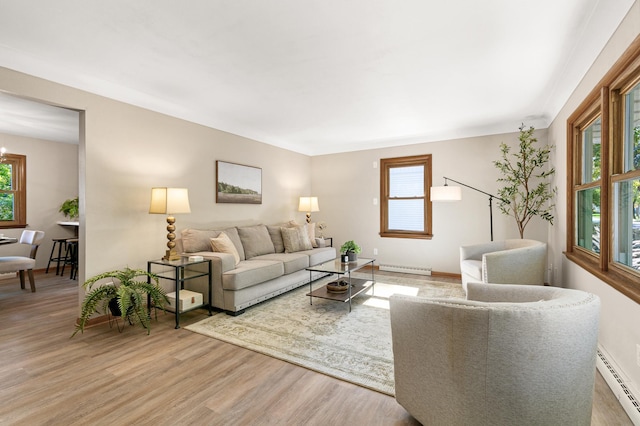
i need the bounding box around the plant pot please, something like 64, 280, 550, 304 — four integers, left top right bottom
347, 251, 357, 262
108, 296, 134, 318
108, 297, 122, 317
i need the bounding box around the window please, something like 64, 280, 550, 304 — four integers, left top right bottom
380, 154, 432, 239
576, 116, 602, 254
567, 37, 640, 301
0, 153, 27, 228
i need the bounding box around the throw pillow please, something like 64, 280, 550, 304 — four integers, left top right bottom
267, 225, 286, 253
238, 225, 275, 259
281, 226, 313, 253
210, 232, 240, 265
306, 222, 318, 248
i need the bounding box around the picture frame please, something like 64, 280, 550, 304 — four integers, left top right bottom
216, 160, 262, 204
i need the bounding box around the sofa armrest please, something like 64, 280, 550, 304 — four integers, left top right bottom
189, 251, 236, 273
460, 240, 505, 261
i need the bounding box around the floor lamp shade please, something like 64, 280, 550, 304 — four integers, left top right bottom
430, 185, 462, 201
298, 196, 319, 223
149, 187, 191, 261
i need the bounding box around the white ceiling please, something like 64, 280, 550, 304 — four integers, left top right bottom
0, 0, 635, 155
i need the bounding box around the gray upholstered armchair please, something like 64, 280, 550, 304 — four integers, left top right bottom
459, 239, 547, 291
389, 283, 600, 426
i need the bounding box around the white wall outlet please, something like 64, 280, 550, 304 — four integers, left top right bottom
636, 344, 640, 367
373, 161, 377, 169
373, 197, 378, 205
373, 248, 378, 255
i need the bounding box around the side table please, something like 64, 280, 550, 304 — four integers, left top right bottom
147, 258, 212, 329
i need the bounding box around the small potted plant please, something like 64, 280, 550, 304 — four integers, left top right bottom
59, 197, 79, 220
340, 240, 362, 262
72, 267, 169, 336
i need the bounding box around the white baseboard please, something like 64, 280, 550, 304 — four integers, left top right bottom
597, 346, 640, 425
379, 264, 431, 276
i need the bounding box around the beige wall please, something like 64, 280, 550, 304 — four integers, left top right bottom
311, 130, 550, 275
0, 133, 78, 262
547, 1, 640, 400
0, 68, 313, 288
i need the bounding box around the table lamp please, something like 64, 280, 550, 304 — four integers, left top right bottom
298, 196, 319, 223
149, 187, 191, 261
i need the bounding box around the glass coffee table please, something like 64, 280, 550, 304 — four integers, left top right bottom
305, 258, 375, 312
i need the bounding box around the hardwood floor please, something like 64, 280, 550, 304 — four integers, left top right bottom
0, 271, 631, 425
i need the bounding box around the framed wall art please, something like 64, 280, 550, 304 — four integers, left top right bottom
216, 160, 262, 204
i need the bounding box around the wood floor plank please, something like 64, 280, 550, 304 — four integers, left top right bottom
0, 271, 631, 425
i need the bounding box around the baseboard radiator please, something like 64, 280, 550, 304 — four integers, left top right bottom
379, 264, 431, 276
597, 347, 640, 425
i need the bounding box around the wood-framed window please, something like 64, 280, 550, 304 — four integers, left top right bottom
0, 153, 27, 229
567, 35, 640, 302
380, 154, 432, 239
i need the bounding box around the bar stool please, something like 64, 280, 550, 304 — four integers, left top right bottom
61, 238, 78, 280
46, 237, 68, 275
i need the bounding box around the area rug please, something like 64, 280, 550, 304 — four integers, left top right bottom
185, 273, 464, 396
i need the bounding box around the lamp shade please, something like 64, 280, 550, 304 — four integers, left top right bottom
298, 196, 319, 212
149, 187, 191, 214
430, 185, 462, 201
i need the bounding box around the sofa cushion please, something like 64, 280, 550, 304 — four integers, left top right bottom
182, 229, 221, 253
238, 225, 275, 259
267, 225, 287, 253
210, 233, 241, 265
222, 259, 284, 291
281, 226, 313, 253
220, 227, 245, 261
253, 252, 310, 274
460, 259, 482, 282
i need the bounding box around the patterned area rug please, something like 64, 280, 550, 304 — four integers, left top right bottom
186, 273, 464, 396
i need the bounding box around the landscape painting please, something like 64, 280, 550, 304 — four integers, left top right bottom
216, 160, 262, 204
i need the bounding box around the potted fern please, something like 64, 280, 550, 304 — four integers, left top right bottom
72, 267, 169, 336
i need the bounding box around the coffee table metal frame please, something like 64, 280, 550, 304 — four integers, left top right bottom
305, 258, 375, 312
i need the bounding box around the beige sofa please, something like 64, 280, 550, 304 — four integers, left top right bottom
390, 283, 601, 425
459, 239, 547, 291
175, 223, 336, 315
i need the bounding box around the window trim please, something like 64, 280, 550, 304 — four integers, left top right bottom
566, 34, 640, 303
379, 154, 433, 239
0, 153, 27, 229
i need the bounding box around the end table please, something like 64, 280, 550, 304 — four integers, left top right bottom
147, 257, 212, 329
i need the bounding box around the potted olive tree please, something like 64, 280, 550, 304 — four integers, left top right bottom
72, 267, 169, 336
494, 125, 556, 238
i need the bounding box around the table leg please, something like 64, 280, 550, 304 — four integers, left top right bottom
207, 260, 213, 316
174, 267, 180, 329
309, 270, 313, 305
347, 271, 352, 312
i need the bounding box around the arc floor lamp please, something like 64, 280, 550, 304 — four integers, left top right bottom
430, 177, 509, 241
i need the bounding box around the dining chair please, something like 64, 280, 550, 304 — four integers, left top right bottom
0, 230, 45, 292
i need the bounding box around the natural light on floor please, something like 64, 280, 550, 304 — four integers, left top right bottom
362, 282, 421, 310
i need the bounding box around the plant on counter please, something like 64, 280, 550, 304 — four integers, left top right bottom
59, 197, 79, 220
72, 267, 169, 337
